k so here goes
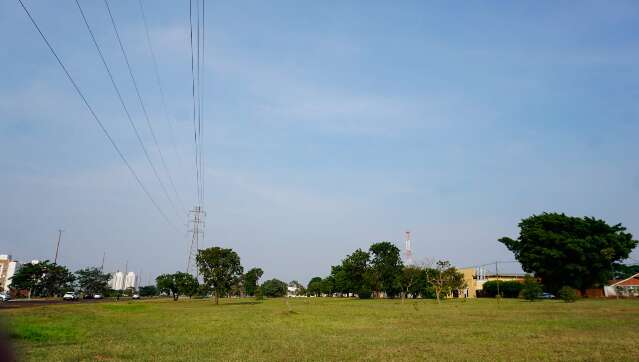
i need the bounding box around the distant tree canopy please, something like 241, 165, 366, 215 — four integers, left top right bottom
244, 267, 264, 297
138, 285, 158, 297
261, 279, 287, 297
613, 263, 639, 280
481, 280, 524, 298
196, 247, 243, 304
75, 267, 110, 296
500, 213, 638, 293
174, 272, 199, 299
306, 277, 322, 296
10, 260, 75, 297
428, 260, 466, 302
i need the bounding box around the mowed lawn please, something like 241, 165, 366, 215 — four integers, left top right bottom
2, 297, 639, 361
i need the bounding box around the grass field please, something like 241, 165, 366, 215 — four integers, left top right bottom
2, 297, 639, 361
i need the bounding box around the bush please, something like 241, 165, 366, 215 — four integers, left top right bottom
261, 279, 287, 297
520, 275, 543, 301
481, 281, 523, 298
358, 287, 372, 299
558, 286, 578, 302
254, 286, 263, 300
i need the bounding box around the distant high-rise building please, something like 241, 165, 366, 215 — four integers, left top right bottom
124, 272, 136, 290
110, 271, 125, 290
0, 255, 19, 292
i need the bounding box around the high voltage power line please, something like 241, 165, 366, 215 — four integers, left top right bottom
137, 0, 187, 196
17, 0, 178, 231
104, 0, 186, 217
74, 0, 183, 221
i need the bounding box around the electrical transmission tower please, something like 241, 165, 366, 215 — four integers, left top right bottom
404, 231, 414, 265
187, 206, 205, 276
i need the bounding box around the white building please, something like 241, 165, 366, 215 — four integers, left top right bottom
0, 255, 20, 292
124, 272, 136, 289
110, 271, 125, 290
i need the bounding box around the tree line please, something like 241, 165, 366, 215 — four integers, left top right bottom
306, 241, 466, 302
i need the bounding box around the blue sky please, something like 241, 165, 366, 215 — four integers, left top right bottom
1, 0, 638, 284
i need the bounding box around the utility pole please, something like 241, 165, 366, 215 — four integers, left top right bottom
54, 229, 64, 264
100, 252, 106, 272
496, 261, 500, 299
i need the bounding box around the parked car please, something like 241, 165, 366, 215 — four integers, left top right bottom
63, 292, 78, 301
0, 292, 10, 302
93, 294, 103, 299
132, 294, 140, 300
540, 292, 555, 299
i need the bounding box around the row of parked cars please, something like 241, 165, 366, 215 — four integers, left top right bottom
62, 292, 140, 301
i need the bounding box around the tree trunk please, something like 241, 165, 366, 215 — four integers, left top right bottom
215, 293, 219, 305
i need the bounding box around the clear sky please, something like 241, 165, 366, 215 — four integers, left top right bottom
1, 0, 638, 284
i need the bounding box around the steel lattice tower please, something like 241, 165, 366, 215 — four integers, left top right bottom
187, 205, 205, 276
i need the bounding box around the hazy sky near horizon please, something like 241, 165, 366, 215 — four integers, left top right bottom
1, 0, 638, 284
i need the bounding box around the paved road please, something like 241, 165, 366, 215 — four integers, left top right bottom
0, 298, 134, 309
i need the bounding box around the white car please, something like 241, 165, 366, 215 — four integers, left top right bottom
132, 294, 140, 300
63, 292, 78, 301
0, 292, 10, 302
93, 294, 103, 299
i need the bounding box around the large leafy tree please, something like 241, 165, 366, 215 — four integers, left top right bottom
369, 241, 403, 298
320, 276, 335, 296
341, 249, 370, 295
174, 272, 199, 299
75, 267, 110, 296
261, 278, 287, 297
196, 247, 244, 304
10, 261, 74, 297
156, 273, 179, 301
306, 277, 322, 296
243, 267, 264, 296
499, 213, 638, 293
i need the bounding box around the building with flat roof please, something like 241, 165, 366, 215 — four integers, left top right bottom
0, 254, 20, 292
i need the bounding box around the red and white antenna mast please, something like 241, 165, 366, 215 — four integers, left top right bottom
404, 231, 414, 265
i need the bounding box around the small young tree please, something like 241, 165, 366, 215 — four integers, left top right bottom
520, 275, 542, 301
401, 266, 422, 302
196, 247, 244, 304
558, 286, 578, 302
428, 260, 466, 303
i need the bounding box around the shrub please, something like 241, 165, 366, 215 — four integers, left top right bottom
520, 275, 543, 301
558, 286, 578, 302
358, 287, 372, 299
482, 280, 523, 298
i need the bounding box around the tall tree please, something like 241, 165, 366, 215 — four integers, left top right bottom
320, 276, 335, 296
9, 262, 45, 298
369, 241, 403, 298
307, 277, 322, 296
196, 247, 244, 304
341, 249, 370, 295
499, 213, 638, 293
75, 267, 110, 296
11, 261, 74, 297
156, 273, 179, 301
244, 268, 264, 296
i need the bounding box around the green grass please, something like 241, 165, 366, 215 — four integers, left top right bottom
2, 298, 639, 361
